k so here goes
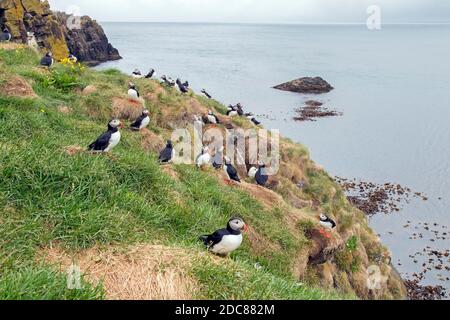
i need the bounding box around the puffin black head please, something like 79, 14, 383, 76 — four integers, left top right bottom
258, 160, 266, 168
320, 213, 328, 221
129, 82, 136, 89
108, 119, 123, 130
142, 109, 150, 115
133, 69, 141, 74
227, 217, 248, 232
166, 140, 173, 148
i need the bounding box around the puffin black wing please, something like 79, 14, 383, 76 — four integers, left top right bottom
256, 168, 269, 186
159, 147, 173, 163
88, 131, 112, 151
200, 229, 228, 247
227, 165, 241, 182
40, 56, 53, 67
131, 114, 146, 129
326, 217, 337, 228
0, 32, 11, 42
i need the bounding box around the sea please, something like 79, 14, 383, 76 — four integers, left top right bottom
98, 22, 450, 293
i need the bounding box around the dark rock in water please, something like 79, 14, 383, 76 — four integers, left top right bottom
56, 12, 121, 66
274, 77, 334, 94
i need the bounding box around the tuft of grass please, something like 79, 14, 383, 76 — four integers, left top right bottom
192, 256, 350, 300
0, 266, 104, 300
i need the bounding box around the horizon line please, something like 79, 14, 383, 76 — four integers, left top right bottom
98, 21, 450, 26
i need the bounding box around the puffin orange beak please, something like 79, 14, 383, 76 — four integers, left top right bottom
243, 224, 249, 232
120, 123, 125, 129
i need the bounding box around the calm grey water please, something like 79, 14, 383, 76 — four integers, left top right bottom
99, 23, 450, 291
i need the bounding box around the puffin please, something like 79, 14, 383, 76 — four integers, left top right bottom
145, 69, 155, 79
88, 119, 123, 153
40, 52, 54, 68
196, 146, 212, 168
161, 75, 175, 87
255, 161, 269, 187
224, 157, 241, 183
159, 140, 174, 164
319, 213, 336, 239
68, 53, 78, 63
319, 213, 337, 230
246, 113, 261, 126
227, 105, 238, 117
201, 89, 212, 99
236, 103, 245, 116
128, 83, 140, 99
0, 28, 12, 42
130, 109, 150, 131
199, 217, 248, 256
212, 146, 224, 170
176, 78, 189, 94
248, 166, 258, 179
131, 69, 144, 78
206, 110, 220, 124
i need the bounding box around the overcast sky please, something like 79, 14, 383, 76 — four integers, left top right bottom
47, 0, 450, 24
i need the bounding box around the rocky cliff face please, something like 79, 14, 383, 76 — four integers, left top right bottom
0, 0, 120, 63
56, 12, 121, 66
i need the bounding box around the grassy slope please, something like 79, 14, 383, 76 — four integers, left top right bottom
0, 46, 362, 300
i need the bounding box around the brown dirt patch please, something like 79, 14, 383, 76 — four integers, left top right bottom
238, 182, 284, 210
58, 105, 72, 114
41, 244, 199, 300
0, 43, 25, 50
246, 228, 282, 255
63, 145, 85, 156
112, 96, 145, 120
82, 85, 97, 95
140, 128, 165, 153
0, 76, 36, 98
162, 166, 180, 180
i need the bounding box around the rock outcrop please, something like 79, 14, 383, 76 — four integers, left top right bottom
56, 12, 121, 66
274, 77, 334, 94
0, 0, 120, 63
0, 0, 69, 59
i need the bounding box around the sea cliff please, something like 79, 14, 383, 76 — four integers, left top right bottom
0, 0, 120, 63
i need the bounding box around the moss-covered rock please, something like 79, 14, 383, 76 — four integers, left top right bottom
0, 0, 120, 63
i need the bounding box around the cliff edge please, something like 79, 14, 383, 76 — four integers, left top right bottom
0, 0, 120, 63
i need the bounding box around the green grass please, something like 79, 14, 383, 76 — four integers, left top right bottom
192, 256, 351, 300
0, 46, 353, 300
0, 266, 104, 300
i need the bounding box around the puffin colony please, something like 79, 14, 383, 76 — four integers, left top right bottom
30, 55, 338, 258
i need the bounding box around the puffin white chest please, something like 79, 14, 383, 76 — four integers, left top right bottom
105, 131, 121, 152
320, 221, 334, 230
197, 153, 211, 167
140, 116, 150, 129
248, 167, 258, 178
128, 89, 139, 99
211, 234, 243, 255
207, 115, 217, 124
